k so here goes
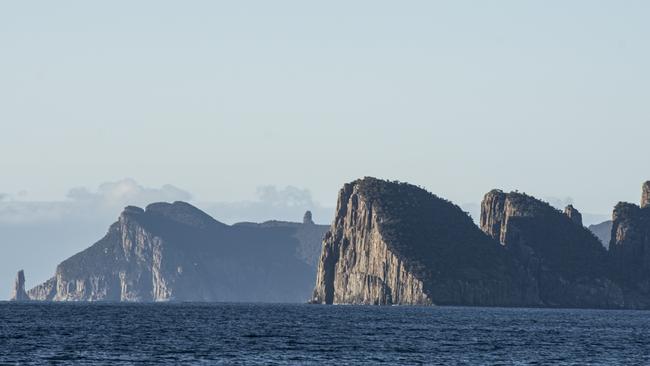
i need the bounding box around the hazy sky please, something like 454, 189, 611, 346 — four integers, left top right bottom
2, 2, 649, 216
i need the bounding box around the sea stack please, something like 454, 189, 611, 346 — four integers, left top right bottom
311, 177, 531, 306
10, 270, 30, 301
303, 210, 314, 225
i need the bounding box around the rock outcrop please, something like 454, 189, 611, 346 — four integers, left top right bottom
564, 205, 583, 226
303, 211, 314, 225
21, 203, 328, 302
609, 200, 650, 301
311, 178, 535, 306
480, 190, 624, 308
10, 270, 29, 301
312, 179, 650, 308
642, 181, 650, 209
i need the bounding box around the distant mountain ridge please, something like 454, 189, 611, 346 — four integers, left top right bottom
588, 220, 613, 248
12, 202, 328, 302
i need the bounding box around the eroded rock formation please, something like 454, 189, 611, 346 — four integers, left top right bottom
312, 178, 650, 308
480, 190, 624, 308
564, 205, 583, 226
303, 211, 314, 225
312, 178, 534, 306
21, 203, 327, 302
10, 270, 29, 301
642, 181, 650, 209
610, 200, 650, 300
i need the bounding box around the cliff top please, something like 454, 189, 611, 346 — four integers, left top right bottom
564, 205, 583, 226
343, 177, 510, 281
481, 188, 607, 280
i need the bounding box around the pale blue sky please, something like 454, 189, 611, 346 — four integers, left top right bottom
1, 0, 649, 213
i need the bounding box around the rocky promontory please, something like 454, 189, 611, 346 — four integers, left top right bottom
311, 178, 535, 306
312, 178, 650, 309
480, 191, 624, 308
18, 202, 328, 302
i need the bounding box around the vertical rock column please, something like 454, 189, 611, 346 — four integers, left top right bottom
642, 181, 650, 208
303, 210, 314, 225
480, 190, 508, 244
10, 270, 30, 301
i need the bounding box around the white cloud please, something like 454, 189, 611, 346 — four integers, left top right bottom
0, 179, 192, 225
66, 178, 192, 207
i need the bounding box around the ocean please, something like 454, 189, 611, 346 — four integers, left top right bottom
1, 303, 649, 365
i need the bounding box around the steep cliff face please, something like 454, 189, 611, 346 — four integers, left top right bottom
609, 202, 650, 295
23, 203, 328, 302
609, 182, 650, 296
312, 178, 535, 306
27, 277, 57, 301
9, 270, 29, 301
480, 191, 624, 308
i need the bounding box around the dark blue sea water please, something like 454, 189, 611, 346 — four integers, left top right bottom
1, 303, 650, 365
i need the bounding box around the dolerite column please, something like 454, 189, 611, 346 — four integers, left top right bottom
642, 181, 650, 208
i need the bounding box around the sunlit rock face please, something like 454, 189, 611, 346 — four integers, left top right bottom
312, 178, 534, 306
642, 181, 650, 209
22, 202, 328, 302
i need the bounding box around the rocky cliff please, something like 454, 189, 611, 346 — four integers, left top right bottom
564, 205, 583, 226
609, 200, 650, 302
311, 178, 535, 306
480, 190, 624, 308
20, 202, 328, 302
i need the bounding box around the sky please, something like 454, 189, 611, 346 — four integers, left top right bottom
1, 1, 650, 297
